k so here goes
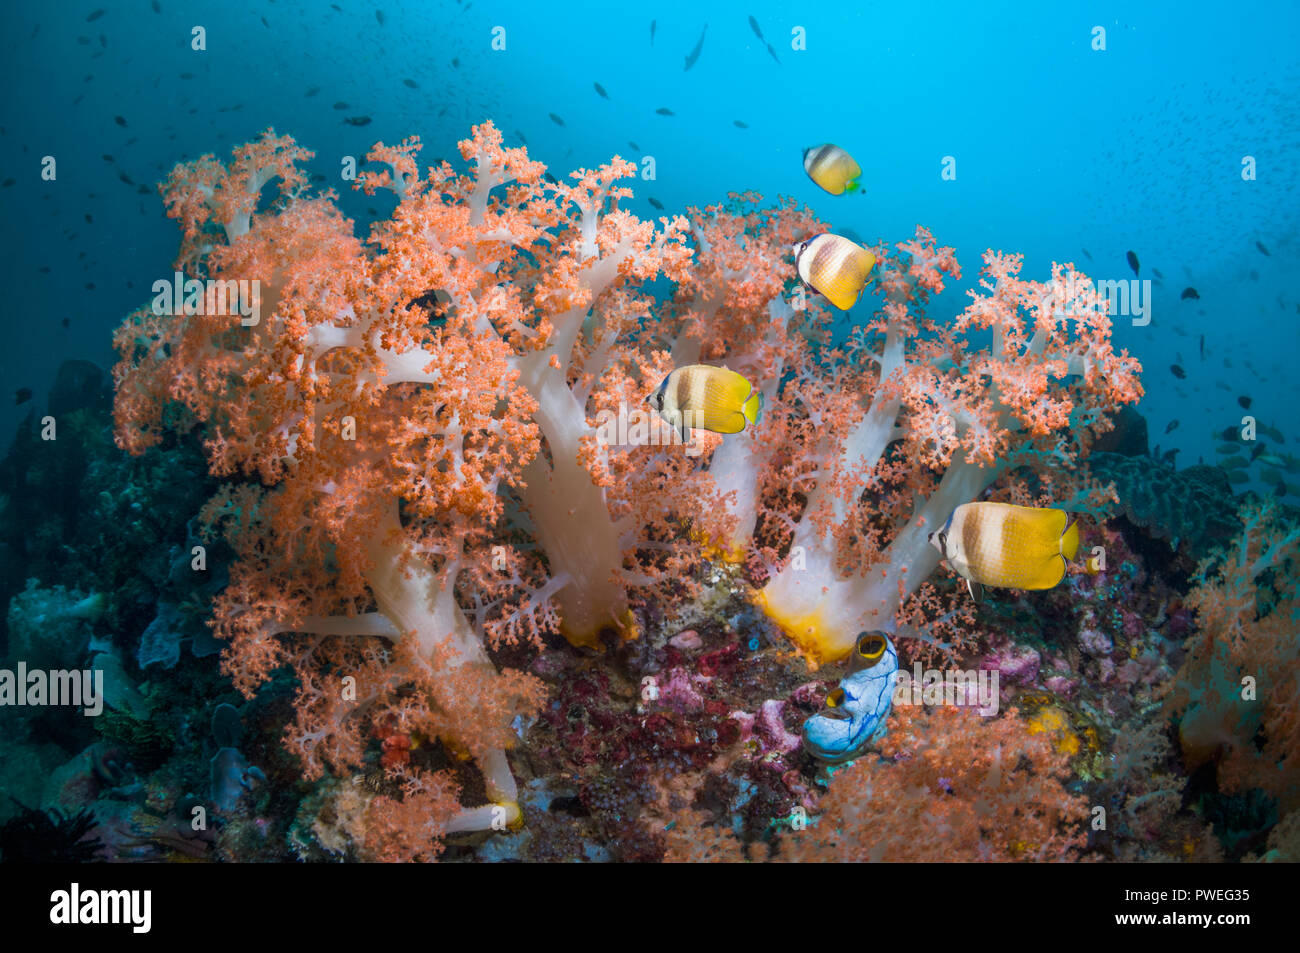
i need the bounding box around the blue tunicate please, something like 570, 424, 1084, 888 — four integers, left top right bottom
801, 633, 899, 763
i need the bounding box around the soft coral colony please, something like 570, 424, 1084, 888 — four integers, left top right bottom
112, 122, 1143, 856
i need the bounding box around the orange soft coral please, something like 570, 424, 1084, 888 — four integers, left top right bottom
355, 122, 710, 647
117, 126, 561, 833
747, 231, 1142, 663
356, 765, 465, 863
1168, 502, 1300, 813
780, 706, 1090, 862
667, 194, 832, 558
115, 121, 724, 838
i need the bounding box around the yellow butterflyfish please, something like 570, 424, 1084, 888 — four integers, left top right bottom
793, 233, 876, 311
802, 144, 862, 196
647, 364, 763, 444
928, 502, 1079, 601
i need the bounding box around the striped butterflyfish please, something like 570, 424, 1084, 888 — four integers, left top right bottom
802, 143, 861, 195
647, 364, 763, 444
792, 233, 876, 311
928, 502, 1080, 601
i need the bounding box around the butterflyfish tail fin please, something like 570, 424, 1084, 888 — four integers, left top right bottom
1060, 516, 1079, 561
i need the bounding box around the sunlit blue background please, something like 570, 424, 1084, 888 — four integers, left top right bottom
1, 0, 1297, 482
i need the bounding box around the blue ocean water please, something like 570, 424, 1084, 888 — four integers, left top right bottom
1, 0, 1297, 474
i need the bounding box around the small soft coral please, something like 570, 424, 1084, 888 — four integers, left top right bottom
779, 705, 1090, 861
1168, 501, 1300, 813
